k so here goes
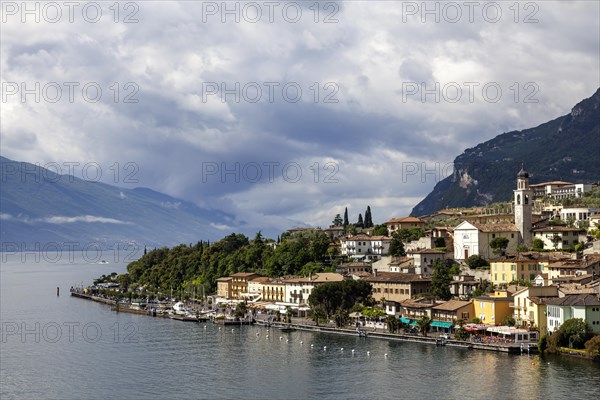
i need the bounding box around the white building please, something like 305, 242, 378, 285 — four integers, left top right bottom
546, 294, 600, 334
453, 221, 519, 261
339, 234, 390, 260
283, 273, 344, 305
560, 207, 599, 228
532, 226, 585, 250
514, 166, 533, 246
530, 181, 595, 200
406, 249, 445, 275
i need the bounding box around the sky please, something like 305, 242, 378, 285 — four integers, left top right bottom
1, 0, 599, 238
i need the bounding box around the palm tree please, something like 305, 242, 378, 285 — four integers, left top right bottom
416, 316, 432, 337
386, 315, 400, 333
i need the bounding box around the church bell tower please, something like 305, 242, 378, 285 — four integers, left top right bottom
514, 165, 533, 247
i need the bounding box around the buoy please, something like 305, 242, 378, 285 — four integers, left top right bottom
279, 336, 283, 340
324, 346, 327, 350
310, 344, 314, 348
256, 333, 260, 336
351, 349, 355, 354
286, 339, 289, 343
300, 341, 304, 345
266, 335, 269, 338
340, 347, 344, 351
384, 353, 388, 358
204, 326, 207, 329
232, 329, 235, 333
218, 327, 221, 331
367, 351, 370, 356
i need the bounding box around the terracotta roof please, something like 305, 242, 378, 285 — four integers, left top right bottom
216, 277, 232, 281
366, 272, 431, 283
545, 294, 600, 307
339, 262, 371, 267
249, 277, 272, 283
283, 273, 344, 283
432, 300, 472, 311
389, 257, 413, 265
231, 272, 260, 277
385, 217, 424, 224
474, 295, 514, 302
529, 181, 573, 187
471, 223, 520, 232
532, 226, 583, 232
407, 249, 445, 255
491, 252, 550, 263
528, 296, 557, 305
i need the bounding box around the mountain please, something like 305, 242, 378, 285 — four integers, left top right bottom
0, 157, 234, 250
411, 89, 600, 216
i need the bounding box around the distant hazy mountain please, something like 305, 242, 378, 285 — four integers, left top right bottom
0, 157, 233, 250
411, 88, 600, 216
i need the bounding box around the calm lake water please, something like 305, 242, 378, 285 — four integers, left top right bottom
1, 252, 599, 400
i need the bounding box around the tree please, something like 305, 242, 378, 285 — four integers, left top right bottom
386, 315, 400, 333
309, 305, 327, 326
388, 232, 406, 257
466, 255, 489, 269
356, 213, 364, 228
308, 280, 372, 319
584, 335, 600, 357
343, 207, 349, 228
503, 315, 516, 327
490, 237, 510, 255
364, 206, 373, 228
372, 224, 388, 236
531, 238, 545, 251
434, 237, 446, 248
561, 318, 592, 348
454, 319, 470, 341
431, 259, 452, 300
332, 214, 343, 227
551, 234, 561, 250
416, 316, 431, 337
396, 228, 425, 242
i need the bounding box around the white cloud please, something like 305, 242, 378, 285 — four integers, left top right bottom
1, 1, 598, 237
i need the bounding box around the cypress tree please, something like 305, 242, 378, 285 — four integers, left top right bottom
357, 213, 364, 228
343, 207, 349, 227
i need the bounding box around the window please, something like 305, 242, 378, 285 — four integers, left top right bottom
511, 233, 515, 238
492, 234, 496, 238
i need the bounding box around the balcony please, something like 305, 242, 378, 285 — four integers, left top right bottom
290, 293, 304, 299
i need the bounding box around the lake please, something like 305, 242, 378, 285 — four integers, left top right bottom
1, 251, 599, 399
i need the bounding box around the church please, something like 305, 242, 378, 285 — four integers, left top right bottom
453, 167, 532, 261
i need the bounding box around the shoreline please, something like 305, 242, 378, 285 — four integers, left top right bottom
71, 291, 536, 355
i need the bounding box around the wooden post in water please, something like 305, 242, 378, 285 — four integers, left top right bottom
57, 286, 60, 296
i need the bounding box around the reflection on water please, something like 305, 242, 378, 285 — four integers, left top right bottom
1, 253, 599, 400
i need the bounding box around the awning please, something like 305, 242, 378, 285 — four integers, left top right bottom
431, 321, 453, 329
400, 317, 411, 324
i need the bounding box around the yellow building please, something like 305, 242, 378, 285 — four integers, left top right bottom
490, 253, 552, 287
473, 292, 514, 326
512, 286, 559, 334
216, 277, 232, 299
230, 272, 260, 299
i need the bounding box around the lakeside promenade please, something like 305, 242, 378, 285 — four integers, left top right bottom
71, 290, 536, 355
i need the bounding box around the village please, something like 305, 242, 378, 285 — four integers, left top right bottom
74, 168, 600, 356
208, 169, 600, 352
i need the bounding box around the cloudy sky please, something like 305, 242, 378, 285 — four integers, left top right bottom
1, 0, 599, 238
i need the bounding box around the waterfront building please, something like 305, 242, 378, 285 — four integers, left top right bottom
473, 292, 514, 326
366, 272, 431, 303
431, 300, 474, 330
511, 286, 559, 334
546, 294, 600, 334
216, 277, 233, 299
283, 273, 344, 305
230, 272, 260, 300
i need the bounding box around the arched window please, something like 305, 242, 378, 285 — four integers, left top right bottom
517, 194, 521, 205
525, 195, 529, 205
